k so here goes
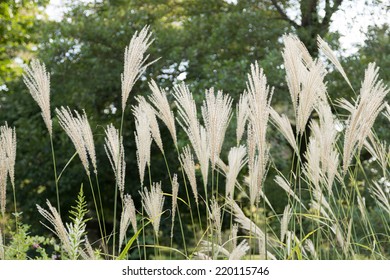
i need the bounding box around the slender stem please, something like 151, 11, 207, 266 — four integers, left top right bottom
50, 135, 60, 216
87, 174, 104, 248
94, 173, 107, 244
176, 206, 188, 257
12, 184, 17, 231
113, 109, 126, 258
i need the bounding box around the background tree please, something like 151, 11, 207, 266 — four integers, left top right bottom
0, 0, 49, 88
270, 0, 343, 56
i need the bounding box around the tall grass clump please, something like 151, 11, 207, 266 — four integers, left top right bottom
0, 27, 389, 260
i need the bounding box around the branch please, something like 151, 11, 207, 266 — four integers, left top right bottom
270, 0, 300, 29
322, 0, 343, 29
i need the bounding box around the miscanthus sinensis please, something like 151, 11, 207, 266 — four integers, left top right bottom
121, 26, 155, 112
148, 80, 177, 148
104, 124, 126, 199
119, 194, 137, 249
282, 35, 327, 134
140, 182, 165, 235
0, 123, 16, 217
342, 63, 389, 172
179, 146, 198, 205
55, 107, 97, 176
23, 59, 53, 136
201, 88, 233, 169
132, 105, 152, 186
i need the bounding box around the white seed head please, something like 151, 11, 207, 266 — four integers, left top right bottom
201, 88, 233, 169
121, 26, 154, 112
171, 174, 179, 238
37, 200, 72, 256
140, 182, 165, 235
104, 124, 126, 199
225, 145, 247, 200
56, 107, 95, 176
179, 146, 198, 205
119, 194, 137, 249
23, 59, 53, 136
148, 80, 177, 147
133, 106, 152, 186
343, 63, 389, 172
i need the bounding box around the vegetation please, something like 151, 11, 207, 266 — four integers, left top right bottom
0, 0, 388, 260
1, 24, 389, 259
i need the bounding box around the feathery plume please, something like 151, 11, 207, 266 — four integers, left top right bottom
179, 146, 198, 205
230, 224, 239, 250
247, 155, 262, 206
56, 107, 96, 176
199, 126, 210, 187
209, 198, 222, 244
0, 123, 17, 216
83, 237, 97, 260
370, 181, 390, 215
336, 97, 355, 113
135, 96, 164, 153
317, 35, 353, 90
0, 123, 16, 190
245, 123, 268, 207
247, 123, 256, 174
229, 199, 265, 243
384, 103, 390, 122
173, 83, 209, 185
236, 92, 249, 145
282, 34, 312, 112
283, 34, 327, 133
364, 135, 389, 176
173, 83, 200, 153
104, 124, 126, 199
171, 174, 179, 238
311, 102, 340, 192
229, 240, 250, 260
133, 106, 152, 186
304, 239, 318, 259
280, 204, 292, 243
0, 150, 6, 217
274, 175, 304, 208
199, 240, 230, 259
357, 196, 368, 227
225, 145, 247, 199
245, 62, 272, 204
37, 200, 72, 256
330, 222, 347, 253
229, 199, 277, 259
201, 88, 233, 169
285, 230, 306, 257
80, 113, 97, 174
119, 194, 137, 249
140, 182, 165, 235
121, 26, 154, 112
342, 63, 389, 172
148, 80, 177, 147
193, 251, 213, 260
246, 61, 273, 162
23, 59, 52, 136
296, 59, 327, 134
270, 108, 299, 155
304, 138, 321, 190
